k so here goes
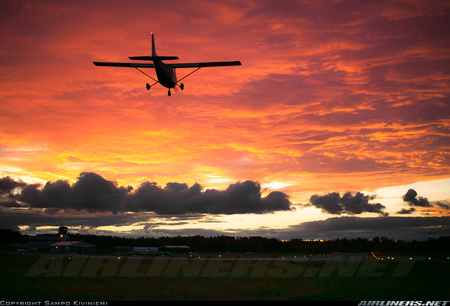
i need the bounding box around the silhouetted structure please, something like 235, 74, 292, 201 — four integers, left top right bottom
112, 246, 134, 255
50, 241, 96, 254
28, 226, 68, 251
133, 246, 159, 255
159, 245, 191, 255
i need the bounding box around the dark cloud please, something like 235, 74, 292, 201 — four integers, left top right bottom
70, 172, 130, 213
281, 216, 450, 241
0, 176, 27, 194
5, 173, 292, 215
310, 192, 342, 214
130, 179, 291, 215
402, 189, 432, 207
435, 201, 450, 210
309, 192, 387, 216
0, 200, 22, 208
19, 173, 130, 213
0, 176, 27, 209
0, 208, 147, 232
396, 207, 416, 215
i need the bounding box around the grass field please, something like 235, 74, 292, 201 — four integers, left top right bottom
0, 253, 449, 301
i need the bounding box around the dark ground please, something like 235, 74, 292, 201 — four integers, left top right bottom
0, 253, 449, 301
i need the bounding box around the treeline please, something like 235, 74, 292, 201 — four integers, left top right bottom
1, 229, 449, 254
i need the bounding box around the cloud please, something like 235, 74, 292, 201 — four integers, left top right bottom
435, 201, 450, 210
281, 216, 450, 241
402, 189, 432, 207
396, 207, 416, 215
309, 192, 387, 216
19, 173, 130, 214
129, 178, 291, 215
6, 173, 292, 215
309, 192, 342, 214
0, 176, 27, 194
0, 176, 27, 208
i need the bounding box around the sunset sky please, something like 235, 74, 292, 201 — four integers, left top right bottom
1, 0, 449, 241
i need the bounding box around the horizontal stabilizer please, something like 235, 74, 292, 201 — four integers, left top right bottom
129, 56, 179, 61
93, 62, 155, 68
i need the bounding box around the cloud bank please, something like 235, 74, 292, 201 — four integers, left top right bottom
3, 172, 292, 215
1, 174, 449, 241
279, 216, 450, 241
309, 192, 388, 216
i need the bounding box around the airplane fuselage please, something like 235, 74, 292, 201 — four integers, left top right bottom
154, 60, 177, 89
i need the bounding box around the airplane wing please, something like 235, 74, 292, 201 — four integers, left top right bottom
93, 61, 241, 69
93, 61, 241, 68
93, 62, 155, 68
169, 61, 241, 68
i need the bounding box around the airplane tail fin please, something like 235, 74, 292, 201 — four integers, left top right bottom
151, 33, 157, 57
128, 33, 179, 61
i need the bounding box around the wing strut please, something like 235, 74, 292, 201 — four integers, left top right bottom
176, 67, 201, 84
135, 67, 158, 82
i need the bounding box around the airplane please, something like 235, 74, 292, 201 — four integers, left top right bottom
93, 33, 241, 96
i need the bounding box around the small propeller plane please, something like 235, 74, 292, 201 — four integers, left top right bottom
93, 33, 241, 96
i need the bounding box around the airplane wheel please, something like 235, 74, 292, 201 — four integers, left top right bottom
180, 83, 184, 90
168, 90, 171, 97
146, 83, 150, 90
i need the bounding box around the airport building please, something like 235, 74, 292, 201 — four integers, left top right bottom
50, 241, 96, 255
28, 226, 69, 251
159, 245, 191, 255
133, 246, 159, 255
28, 226, 97, 254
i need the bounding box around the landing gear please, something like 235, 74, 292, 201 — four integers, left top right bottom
168, 90, 171, 97
180, 83, 184, 90
146, 83, 151, 90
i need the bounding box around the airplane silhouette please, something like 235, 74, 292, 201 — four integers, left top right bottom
93, 33, 241, 96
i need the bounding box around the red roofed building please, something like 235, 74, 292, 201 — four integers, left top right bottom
50, 241, 96, 254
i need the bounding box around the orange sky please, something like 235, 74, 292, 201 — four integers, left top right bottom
1, 0, 449, 240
